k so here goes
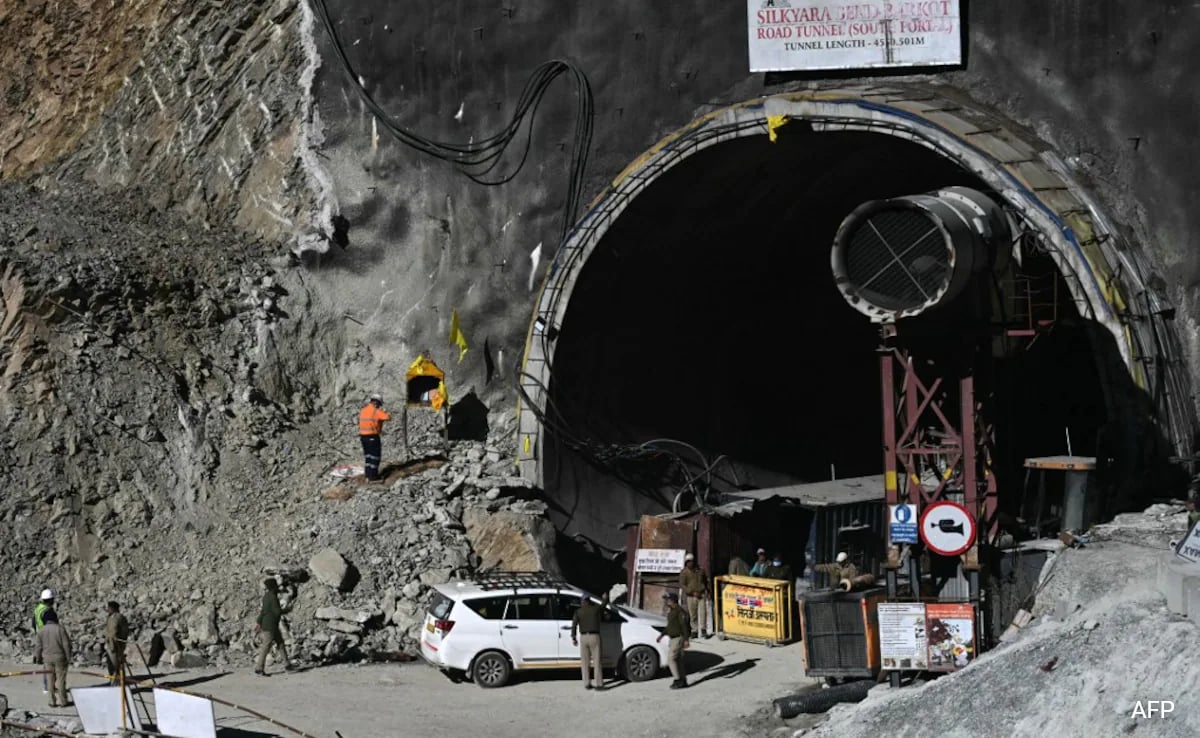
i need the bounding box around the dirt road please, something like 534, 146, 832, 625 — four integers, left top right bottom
1, 638, 820, 738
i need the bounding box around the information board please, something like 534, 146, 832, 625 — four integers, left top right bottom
925, 602, 976, 671
635, 548, 687, 573
1175, 520, 1200, 564
747, 0, 963, 73
719, 579, 786, 641
878, 602, 927, 670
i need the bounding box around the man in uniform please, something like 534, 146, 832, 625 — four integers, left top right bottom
254, 578, 292, 676
814, 552, 857, 588
678, 553, 710, 639
34, 609, 71, 708
656, 592, 690, 689
763, 553, 794, 582
104, 601, 130, 678
570, 593, 604, 690
358, 393, 391, 481
33, 589, 54, 694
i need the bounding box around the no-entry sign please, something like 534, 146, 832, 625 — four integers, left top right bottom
919, 501, 975, 556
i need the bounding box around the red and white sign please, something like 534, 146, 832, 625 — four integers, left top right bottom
747, 1, 963, 73
919, 501, 975, 556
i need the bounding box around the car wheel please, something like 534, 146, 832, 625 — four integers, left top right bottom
472, 651, 512, 688
623, 645, 659, 682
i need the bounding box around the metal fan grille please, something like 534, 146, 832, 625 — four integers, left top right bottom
843, 209, 949, 311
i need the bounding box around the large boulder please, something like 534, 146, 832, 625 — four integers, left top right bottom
185, 604, 221, 647
309, 547, 351, 590
462, 507, 560, 574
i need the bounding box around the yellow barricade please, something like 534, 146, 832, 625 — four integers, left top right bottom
714, 575, 795, 646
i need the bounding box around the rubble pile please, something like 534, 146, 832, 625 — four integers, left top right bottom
0, 179, 557, 672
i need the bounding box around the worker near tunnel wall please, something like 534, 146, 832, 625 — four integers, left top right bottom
358, 393, 391, 481
678, 553, 710, 639
104, 600, 130, 677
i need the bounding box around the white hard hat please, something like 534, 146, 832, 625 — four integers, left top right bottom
835, 552, 848, 564
40, 588, 54, 601
684, 553, 695, 561
369, 393, 383, 401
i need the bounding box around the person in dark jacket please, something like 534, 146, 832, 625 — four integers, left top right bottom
254, 578, 291, 675
570, 594, 604, 690
34, 609, 71, 708
656, 592, 691, 689
104, 601, 130, 678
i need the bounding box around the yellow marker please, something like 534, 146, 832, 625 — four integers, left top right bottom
884, 470, 897, 493
523, 435, 531, 455
767, 114, 789, 143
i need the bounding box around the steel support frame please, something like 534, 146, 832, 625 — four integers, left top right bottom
880, 343, 998, 539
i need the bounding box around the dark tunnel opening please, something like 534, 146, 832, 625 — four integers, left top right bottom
541, 126, 1115, 554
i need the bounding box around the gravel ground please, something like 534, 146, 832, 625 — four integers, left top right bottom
0, 637, 824, 738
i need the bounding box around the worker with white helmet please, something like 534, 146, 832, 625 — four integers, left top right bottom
358, 392, 392, 481
32, 589, 54, 694
814, 552, 858, 589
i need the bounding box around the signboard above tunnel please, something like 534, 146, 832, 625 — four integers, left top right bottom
747, 1, 963, 72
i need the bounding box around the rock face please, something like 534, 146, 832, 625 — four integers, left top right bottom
463, 507, 560, 575
309, 548, 351, 590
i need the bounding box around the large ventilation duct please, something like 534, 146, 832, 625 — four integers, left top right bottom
831, 187, 1011, 322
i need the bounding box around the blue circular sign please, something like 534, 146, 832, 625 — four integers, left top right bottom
894, 505, 912, 524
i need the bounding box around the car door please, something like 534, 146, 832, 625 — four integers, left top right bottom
554, 594, 583, 664
499, 593, 562, 667
555, 595, 623, 667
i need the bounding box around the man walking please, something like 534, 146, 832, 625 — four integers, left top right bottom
358, 393, 391, 481
570, 593, 604, 690
678, 553, 710, 638
33, 589, 54, 694
254, 579, 291, 676
656, 592, 690, 689
104, 601, 130, 678
34, 609, 71, 708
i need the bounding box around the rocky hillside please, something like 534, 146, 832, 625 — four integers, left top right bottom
0, 178, 556, 671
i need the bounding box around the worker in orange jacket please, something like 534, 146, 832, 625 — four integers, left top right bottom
359, 393, 391, 481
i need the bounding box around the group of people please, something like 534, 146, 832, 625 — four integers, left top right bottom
28, 577, 294, 710
29, 589, 128, 708
567, 587, 695, 692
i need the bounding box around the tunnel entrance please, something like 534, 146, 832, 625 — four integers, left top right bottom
519, 89, 1194, 555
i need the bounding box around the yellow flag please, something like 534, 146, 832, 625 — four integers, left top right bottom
449, 308, 469, 363
767, 114, 789, 143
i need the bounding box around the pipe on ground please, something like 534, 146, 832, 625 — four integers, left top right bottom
773, 680, 873, 718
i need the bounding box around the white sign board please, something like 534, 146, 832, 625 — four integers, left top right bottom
747, 0, 962, 72
1176, 521, 1200, 564
635, 548, 687, 573
920, 500, 975, 556
155, 688, 217, 738
72, 686, 142, 734
878, 602, 927, 670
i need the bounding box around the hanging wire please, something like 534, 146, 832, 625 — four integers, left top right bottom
310, 0, 594, 243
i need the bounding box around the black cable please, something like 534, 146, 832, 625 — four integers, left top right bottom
310, 0, 593, 241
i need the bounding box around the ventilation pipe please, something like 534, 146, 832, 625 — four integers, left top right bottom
831, 187, 1011, 322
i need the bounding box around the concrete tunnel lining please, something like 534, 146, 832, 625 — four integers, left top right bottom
517, 86, 1196, 500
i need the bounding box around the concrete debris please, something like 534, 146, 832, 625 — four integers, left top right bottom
170, 651, 209, 669
185, 604, 222, 647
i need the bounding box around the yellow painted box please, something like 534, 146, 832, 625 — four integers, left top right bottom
714, 575, 795, 646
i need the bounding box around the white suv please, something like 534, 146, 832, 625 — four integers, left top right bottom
419, 574, 670, 688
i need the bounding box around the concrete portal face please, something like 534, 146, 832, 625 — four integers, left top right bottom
518, 85, 1194, 539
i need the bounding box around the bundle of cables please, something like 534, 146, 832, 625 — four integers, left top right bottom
310, 0, 594, 243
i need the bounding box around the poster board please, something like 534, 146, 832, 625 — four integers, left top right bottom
155, 688, 217, 738
72, 686, 142, 734
924, 602, 976, 671
747, 0, 963, 73
879, 602, 927, 670
1174, 520, 1200, 563
635, 548, 687, 573
717, 577, 792, 644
